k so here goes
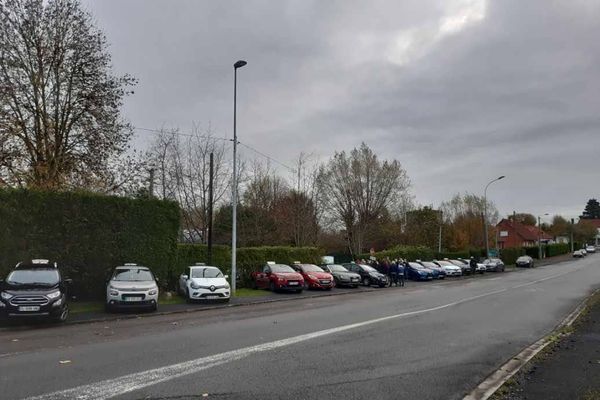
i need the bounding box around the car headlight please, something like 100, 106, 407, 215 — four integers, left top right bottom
148, 289, 158, 296
109, 290, 119, 296
46, 290, 61, 300
190, 282, 201, 289
1, 292, 13, 300
308, 274, 318, 280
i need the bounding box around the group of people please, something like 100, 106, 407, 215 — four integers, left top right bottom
355, 257, 408, 287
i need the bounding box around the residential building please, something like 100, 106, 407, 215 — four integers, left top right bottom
496, 218, 553, 249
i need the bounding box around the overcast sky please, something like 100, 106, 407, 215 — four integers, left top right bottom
84, 0, 600, 220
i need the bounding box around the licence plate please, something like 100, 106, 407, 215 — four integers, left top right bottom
288, 282, 298, 286
205, 295, 220, 299
125, 297, 142, 302
321, 280, 330, 284
19, 306, 40, 312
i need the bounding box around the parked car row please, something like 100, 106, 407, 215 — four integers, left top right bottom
0, 259, 231, 323
574, 245, 598, 258
0, 255, 513, 323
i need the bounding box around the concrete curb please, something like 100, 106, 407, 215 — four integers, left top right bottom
463, 288, 599, 400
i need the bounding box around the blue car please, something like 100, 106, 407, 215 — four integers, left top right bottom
417, 261, 446, 279
406, 262, 434, 281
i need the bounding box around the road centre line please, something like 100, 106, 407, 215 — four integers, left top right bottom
22, 267, 581, 400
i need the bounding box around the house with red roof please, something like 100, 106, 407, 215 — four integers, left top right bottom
496, 219, 553, 249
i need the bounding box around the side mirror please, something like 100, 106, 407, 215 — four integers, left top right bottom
224, 275, 229, 280
155, 278, 160, 283
64, 278, 73, 285
181, 275, 188, 280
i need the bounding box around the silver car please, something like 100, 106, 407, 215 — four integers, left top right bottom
106, 264, 159, 312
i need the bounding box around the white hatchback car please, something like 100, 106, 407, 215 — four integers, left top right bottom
106, 264, 159, 312
178, 264, 230, 303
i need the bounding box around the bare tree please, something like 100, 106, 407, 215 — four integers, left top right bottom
0, 0, 136, 189
440, 193, 499, 249
317, 143, 411, 254
149, 125, 230, 243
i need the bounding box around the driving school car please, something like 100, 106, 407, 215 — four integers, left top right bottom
178, 263, 230, 302
251, 262, 304, 292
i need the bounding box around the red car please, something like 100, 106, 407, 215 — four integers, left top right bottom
291, 263, 334, 290
251, 263, 304, 293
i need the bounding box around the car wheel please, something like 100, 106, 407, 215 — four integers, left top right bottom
153, 302, 158, 312
304, 281, 310, 290
55, 306, 69, 323
378, 283, 386, 288
269, 281, 276, 292
185, 289, 192, 304
362, 277, 371, 286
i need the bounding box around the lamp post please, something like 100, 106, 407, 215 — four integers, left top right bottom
483, 176, 505, 258
231, 59, 247, 295
538, 213, 549, 260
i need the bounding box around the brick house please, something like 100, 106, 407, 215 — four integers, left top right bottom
496, 219, 552, 249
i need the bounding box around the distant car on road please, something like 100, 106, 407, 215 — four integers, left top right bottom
178, 264, 230, 302
106, 264, 159, 312
320, 264, 361, 288
291, 263, 334, 290
252, 262, 304, 293
406, 262, 434, 281
0, 259, 71, 322
573, 250, 584, 258
516, 255, 534, 268
483, 258, 505, 272
585, 245, 596, 254
343, 263, 388, 287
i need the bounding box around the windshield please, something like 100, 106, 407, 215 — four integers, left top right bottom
112, 268, 154, 282
360, 265, 377, 273
300, 264, 324, 272
6, 269, 59, 286
409, 263, 424, 269
436, 261, 453, 266
327, 265, 348, 272
421, 262, 437, 268
270, 265, 295, 273
191, 267, 223, 278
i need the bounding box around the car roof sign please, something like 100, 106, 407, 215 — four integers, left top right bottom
195, 262, 206, 266
124, 263, 137, 266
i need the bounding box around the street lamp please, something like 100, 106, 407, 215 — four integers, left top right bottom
538, 213, 549, 260
483, 175, 505, 258
231, 59, 247, 295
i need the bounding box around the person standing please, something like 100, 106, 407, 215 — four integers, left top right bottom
389, 260, 398, 287
398, 259, 406, 287
469, 256, 477, 275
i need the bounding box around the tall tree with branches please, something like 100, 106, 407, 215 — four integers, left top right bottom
0, 0, 136, 188
317, 143, 411, 255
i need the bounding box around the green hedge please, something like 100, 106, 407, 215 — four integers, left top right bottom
0, 188, 180, 299
500, 247, 526, 265
545, 243, 570, 257
173, 244, 324, 288
358, 245, 435, 262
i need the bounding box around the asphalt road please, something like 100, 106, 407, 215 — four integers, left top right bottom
1, 255, 599, 400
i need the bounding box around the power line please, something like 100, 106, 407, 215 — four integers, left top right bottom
239, 142, 296, 172
133, 126, 231, 142
134, 126, 297, 172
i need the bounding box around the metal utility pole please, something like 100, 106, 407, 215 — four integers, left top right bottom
483, 176, 505, 257
231, 59, 247, 295
438, 210, 442, 253
570, 218, 575, 253
207, 152, 214, 265
148, 168, 155, 198
538, 213, 549, 259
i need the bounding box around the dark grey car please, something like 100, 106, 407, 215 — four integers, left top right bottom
321, 264, 361, 288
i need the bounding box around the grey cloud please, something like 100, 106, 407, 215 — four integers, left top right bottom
84, 0, 600, 219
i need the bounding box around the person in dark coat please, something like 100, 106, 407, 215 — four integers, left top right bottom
469, 256, 477, 275
397, 259, 406, 287
389, 260, 398, 287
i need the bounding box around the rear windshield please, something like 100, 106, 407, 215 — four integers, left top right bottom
6, 269, 59, 286
112, 268, 154, 282
191, 268, 223, 278
409, 263, 424, 269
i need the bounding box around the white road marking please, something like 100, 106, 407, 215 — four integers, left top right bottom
21, 267, 582, 400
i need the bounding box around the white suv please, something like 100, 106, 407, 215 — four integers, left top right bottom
178, 263, 230, 303
106, 264, 159, 312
